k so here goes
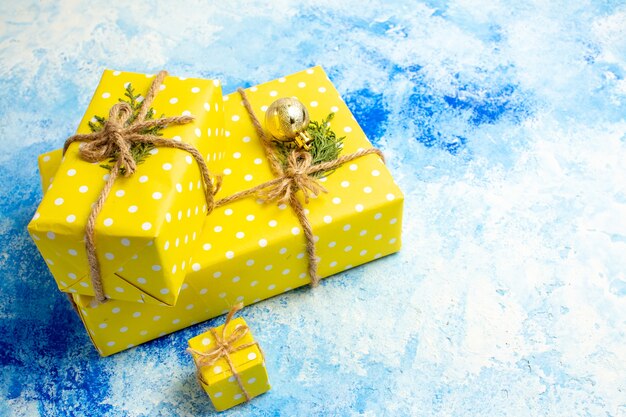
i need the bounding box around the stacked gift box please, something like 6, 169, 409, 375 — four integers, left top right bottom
28, 66, 404, 361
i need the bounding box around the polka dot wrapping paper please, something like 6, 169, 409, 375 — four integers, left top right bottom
27, 70, 226, 306
35, 66, 403, 356
188, 317, 270, 411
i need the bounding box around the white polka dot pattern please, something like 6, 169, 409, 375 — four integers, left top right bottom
35, 66, 403, 358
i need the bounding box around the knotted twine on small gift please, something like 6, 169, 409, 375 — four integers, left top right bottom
209, 88, 385, 286
63, 70, 221, 304
187, 303, 260, 402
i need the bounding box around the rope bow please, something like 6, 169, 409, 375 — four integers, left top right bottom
187, 303, 260, 402
262, 151, 327, 204
63, 70, 220, 303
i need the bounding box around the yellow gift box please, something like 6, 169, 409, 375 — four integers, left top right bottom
188, 306, 270, 411
27, 70, 225, 306
36, 66, 403, 356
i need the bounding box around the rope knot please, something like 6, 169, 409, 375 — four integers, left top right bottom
263, 150, 328, 204
76, 102, 138, 176
284, 150, 311, 177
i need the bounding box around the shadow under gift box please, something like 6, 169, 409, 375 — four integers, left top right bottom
28, 70, 226, 306
37, 66, 403, 356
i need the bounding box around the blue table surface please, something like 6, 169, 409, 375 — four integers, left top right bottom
2, 1, 626, 416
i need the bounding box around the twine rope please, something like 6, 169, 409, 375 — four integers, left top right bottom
63, 70, 220, 304
187, 303, 259, 402
209, 88, 385, 287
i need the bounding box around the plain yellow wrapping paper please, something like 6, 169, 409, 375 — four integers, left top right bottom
37, 66, 403, 356
188, 317, 270, 411
28, 70, 226, 306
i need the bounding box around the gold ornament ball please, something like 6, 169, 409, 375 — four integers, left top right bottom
265, 97, 313, 148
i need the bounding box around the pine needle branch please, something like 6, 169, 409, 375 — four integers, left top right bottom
89, 83, 162, 174
274, 113, 344, 178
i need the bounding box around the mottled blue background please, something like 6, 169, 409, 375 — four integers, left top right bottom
2, 1, 626, 416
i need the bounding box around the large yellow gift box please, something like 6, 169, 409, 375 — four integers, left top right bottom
188, 306, 270, 411
37, 66, 403, 356
28, 70, 225, 306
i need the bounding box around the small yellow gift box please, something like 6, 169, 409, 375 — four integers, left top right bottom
28, 70, 225, 306
187, 304, 270, 411
36, 66, 403, 356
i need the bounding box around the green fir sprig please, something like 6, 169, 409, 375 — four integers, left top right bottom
89, 84, 164, 174
274, 113, 344, 178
